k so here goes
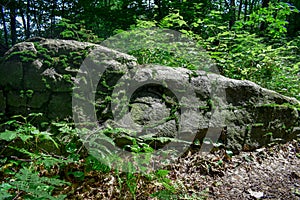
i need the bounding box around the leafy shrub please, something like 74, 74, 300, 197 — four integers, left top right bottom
145, 10, 300, 100
57, 18, 102, 43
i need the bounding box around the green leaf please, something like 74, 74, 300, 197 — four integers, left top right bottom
28, 113, 43, 117
226, 150, 234, 157
0, 182, 14, 190
38, 131, 59, 148
10, 167, 70, 199
18, 133, 33, 142
156, 169, 169, 177
68, 171, 85, 180
218, 26, 227, 30
4, 119, 17, 125
66, 142, 77, 153
0, 131, 17, 141
0, 183, 13, 199
61, 30, 75, 38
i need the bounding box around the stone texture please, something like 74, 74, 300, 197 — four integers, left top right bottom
0, 61, 23, 89
0, 38, 137, 121
0, 38, 299, 153
0, 90, 6, 114
101, 64, 300, 152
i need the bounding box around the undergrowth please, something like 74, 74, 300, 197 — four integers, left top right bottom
0, 113, 207, 200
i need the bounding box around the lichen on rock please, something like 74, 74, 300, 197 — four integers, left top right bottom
0, 38, 299, 153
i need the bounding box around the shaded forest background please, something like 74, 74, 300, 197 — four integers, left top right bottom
1, 0, 300, 99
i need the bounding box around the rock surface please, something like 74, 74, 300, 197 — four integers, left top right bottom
0, 38, 299, 152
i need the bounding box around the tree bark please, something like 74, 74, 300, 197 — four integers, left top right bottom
0, 5, 9, 47
18, 0, 28, 39
154, 0, 162, 19
33, 1, 41, 35
50, 0, 56, 38
244, 0, 248, 22
249, 0, 254, 16
237, 0, 243, 20
26, 0, 31, 39
61, 0, 65, 18
229, 0, 236, 29
9, 1, 17, 45
262, 0, 270, 8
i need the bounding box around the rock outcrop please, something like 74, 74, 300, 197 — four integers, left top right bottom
0, 38, 299, 152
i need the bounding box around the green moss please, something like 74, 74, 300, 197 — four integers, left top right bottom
104, 96, 112, 103
246, 125, 251, 131
207, 99, 215, 110
26, 90, 34, 98
43, 60, 52, 67
263, 132, 273, 137
20, 90, 33, 98
96, 90, 108, 96
101, 80, 115, 90
5, 50, 37, 63
199, 105, 210, 110
59, 55, 68, 59
70, 52, 82, 57
67, 48, 90, 68
252, 123, 264, 127
259, 102, 300, 111
62, 74, 72, 83
72, 55, 83, 61
58, 58, 69, 69
42, 78, 51, 89
34, 42, 52, 61
188, 71, 199, 82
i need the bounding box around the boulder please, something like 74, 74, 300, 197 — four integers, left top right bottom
101, 65, 300, 152
0, 38, 299, 153
0, 38, 136, 122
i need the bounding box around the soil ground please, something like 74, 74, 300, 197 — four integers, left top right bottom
170, 139, 300, 200
64, 139, 300, 200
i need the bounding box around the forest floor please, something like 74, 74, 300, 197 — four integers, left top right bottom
63, 139, 300, 200
171, 139, 300, 200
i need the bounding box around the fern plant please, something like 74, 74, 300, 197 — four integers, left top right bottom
0, 113, 59, 153
0, 114, 74, 199
1, 167, 69, 200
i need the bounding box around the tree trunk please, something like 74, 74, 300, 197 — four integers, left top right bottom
0, 5, 9, 47
244, 0, 248, 22
19, 0, 28, 39
262, 0, 270, 8
33, 1, 41, 35
238, 0, 243, 20
154, 0, 162, 19
229, 0, 236, 29
249, 0, 254, 16
50, 0, 56, 38
61, 0, 65, 18
9, 2, 17, 45
26, 0, 31, 39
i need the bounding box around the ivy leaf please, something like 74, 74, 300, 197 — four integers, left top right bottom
0, 131, 17, 141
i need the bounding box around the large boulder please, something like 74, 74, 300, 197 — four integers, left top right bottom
0, 38, 136, 122
0, 38, 299, 152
